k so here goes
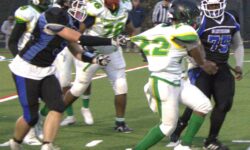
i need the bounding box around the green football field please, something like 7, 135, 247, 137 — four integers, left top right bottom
0, 48, 250, 150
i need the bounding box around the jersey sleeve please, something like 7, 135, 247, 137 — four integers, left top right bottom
172, 25, 199, 51
15, 5, 33, 23
85, 0, 105, 16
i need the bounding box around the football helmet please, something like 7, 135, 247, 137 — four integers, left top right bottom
31, 0, 52, 10
201, 0, 226, 18
105, 0, 120, 12
68, 0, 87, 22
169, 0, 200, 26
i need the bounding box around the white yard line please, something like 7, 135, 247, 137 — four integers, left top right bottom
0, 65, 148, 103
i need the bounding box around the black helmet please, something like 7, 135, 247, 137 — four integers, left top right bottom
169, 0, 200, 25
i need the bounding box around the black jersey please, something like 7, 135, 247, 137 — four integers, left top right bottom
19, 7, 74, 67
197, 12, 240, 64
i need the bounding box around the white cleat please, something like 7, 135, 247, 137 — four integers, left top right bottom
81, 107, 94, 125
166, 140, 180, 147
41, 143, 60, 150
174, 143, 192, 150
23, 128, 42, 145
35, 115, 44, 140
9, 139, 22, 150
60, 116, 76, 126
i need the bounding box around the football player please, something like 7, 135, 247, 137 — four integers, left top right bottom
129, 0, 217, 149
8, 0, 52, 145
62, 0, 133, 132
168, 0, 244, 149
8, 0, 126, 149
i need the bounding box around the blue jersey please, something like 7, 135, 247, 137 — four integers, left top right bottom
19, 7, 74, 67
197, 12, 240, 64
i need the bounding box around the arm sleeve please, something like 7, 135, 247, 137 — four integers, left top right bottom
8, 22, 26, 56
78, 35, 112, 46
231, 31, 244, 67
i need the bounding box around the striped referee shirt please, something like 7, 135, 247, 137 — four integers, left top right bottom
152, 1, 169, 24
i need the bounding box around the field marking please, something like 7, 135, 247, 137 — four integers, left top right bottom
232, 140, 250, 143
85, 140, 103, 147
0, 65, 148, 103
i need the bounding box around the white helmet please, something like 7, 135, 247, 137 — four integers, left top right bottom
68, 0, 87, 22
201, 0, 226, 18
31, 0, 52, 10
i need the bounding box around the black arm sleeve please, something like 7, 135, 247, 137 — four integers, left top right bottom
8, 23, 26, 56
78, 35, 112, 46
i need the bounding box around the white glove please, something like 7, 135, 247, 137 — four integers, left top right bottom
111, 35, 129, 46
93, 54, 110, 66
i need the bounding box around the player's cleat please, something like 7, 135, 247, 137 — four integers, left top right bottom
166, 140, 181, 147
23, 129, 42, 145
60, 116, 76, 126
174, 143, 192, 150
166, 133, 181, 147
35, 114, 44, 140
81, 107, 94, 125
203, 138, 229, 150
9, 139, 22, 150
41, 143, 60, 150
114, 121, 133, 133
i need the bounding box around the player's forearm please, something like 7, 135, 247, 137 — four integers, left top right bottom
51, 25, 112, 46
189, 46, 205, 66
8, 23, 26, 56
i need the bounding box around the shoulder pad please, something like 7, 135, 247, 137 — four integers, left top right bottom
86, 0, 105, 16
120, 0, 132, 11
15, 5, 35, 22
173, 24, 198, 42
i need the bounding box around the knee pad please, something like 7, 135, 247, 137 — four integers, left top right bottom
24, 114, 39, 126
197, 99, 213, 114
113, 77, 128, 95
159, 122, 176, 136
70, 81, 90, 97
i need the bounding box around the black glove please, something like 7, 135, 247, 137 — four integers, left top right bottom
93, 54, 110, 66
111, 35, 129, 46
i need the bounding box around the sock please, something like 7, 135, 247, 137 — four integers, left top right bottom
115, 117, 125, 122
40, 105, 49, 116
134, 125, 165, 150
182, 114, 205, 146
82, 95, 90, 108
66, 105, 74, 116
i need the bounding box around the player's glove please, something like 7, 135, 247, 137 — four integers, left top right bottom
93, 54, 110, 66
111, 35, 129, 46
81, 51, 110, 66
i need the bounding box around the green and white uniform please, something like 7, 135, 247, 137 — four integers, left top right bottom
131, 23, 212, 136
15, 5, 42, 50
70, 0, 132, 97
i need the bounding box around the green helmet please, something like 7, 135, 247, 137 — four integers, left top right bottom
169, 0, 200, 26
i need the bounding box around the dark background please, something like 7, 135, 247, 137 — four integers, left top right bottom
0, 0, 249, 47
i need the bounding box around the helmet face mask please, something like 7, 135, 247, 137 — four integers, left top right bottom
201, 0, 226, 19
68, 0, 87, 22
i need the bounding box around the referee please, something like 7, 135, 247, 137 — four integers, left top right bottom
152, 0, 172, 25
